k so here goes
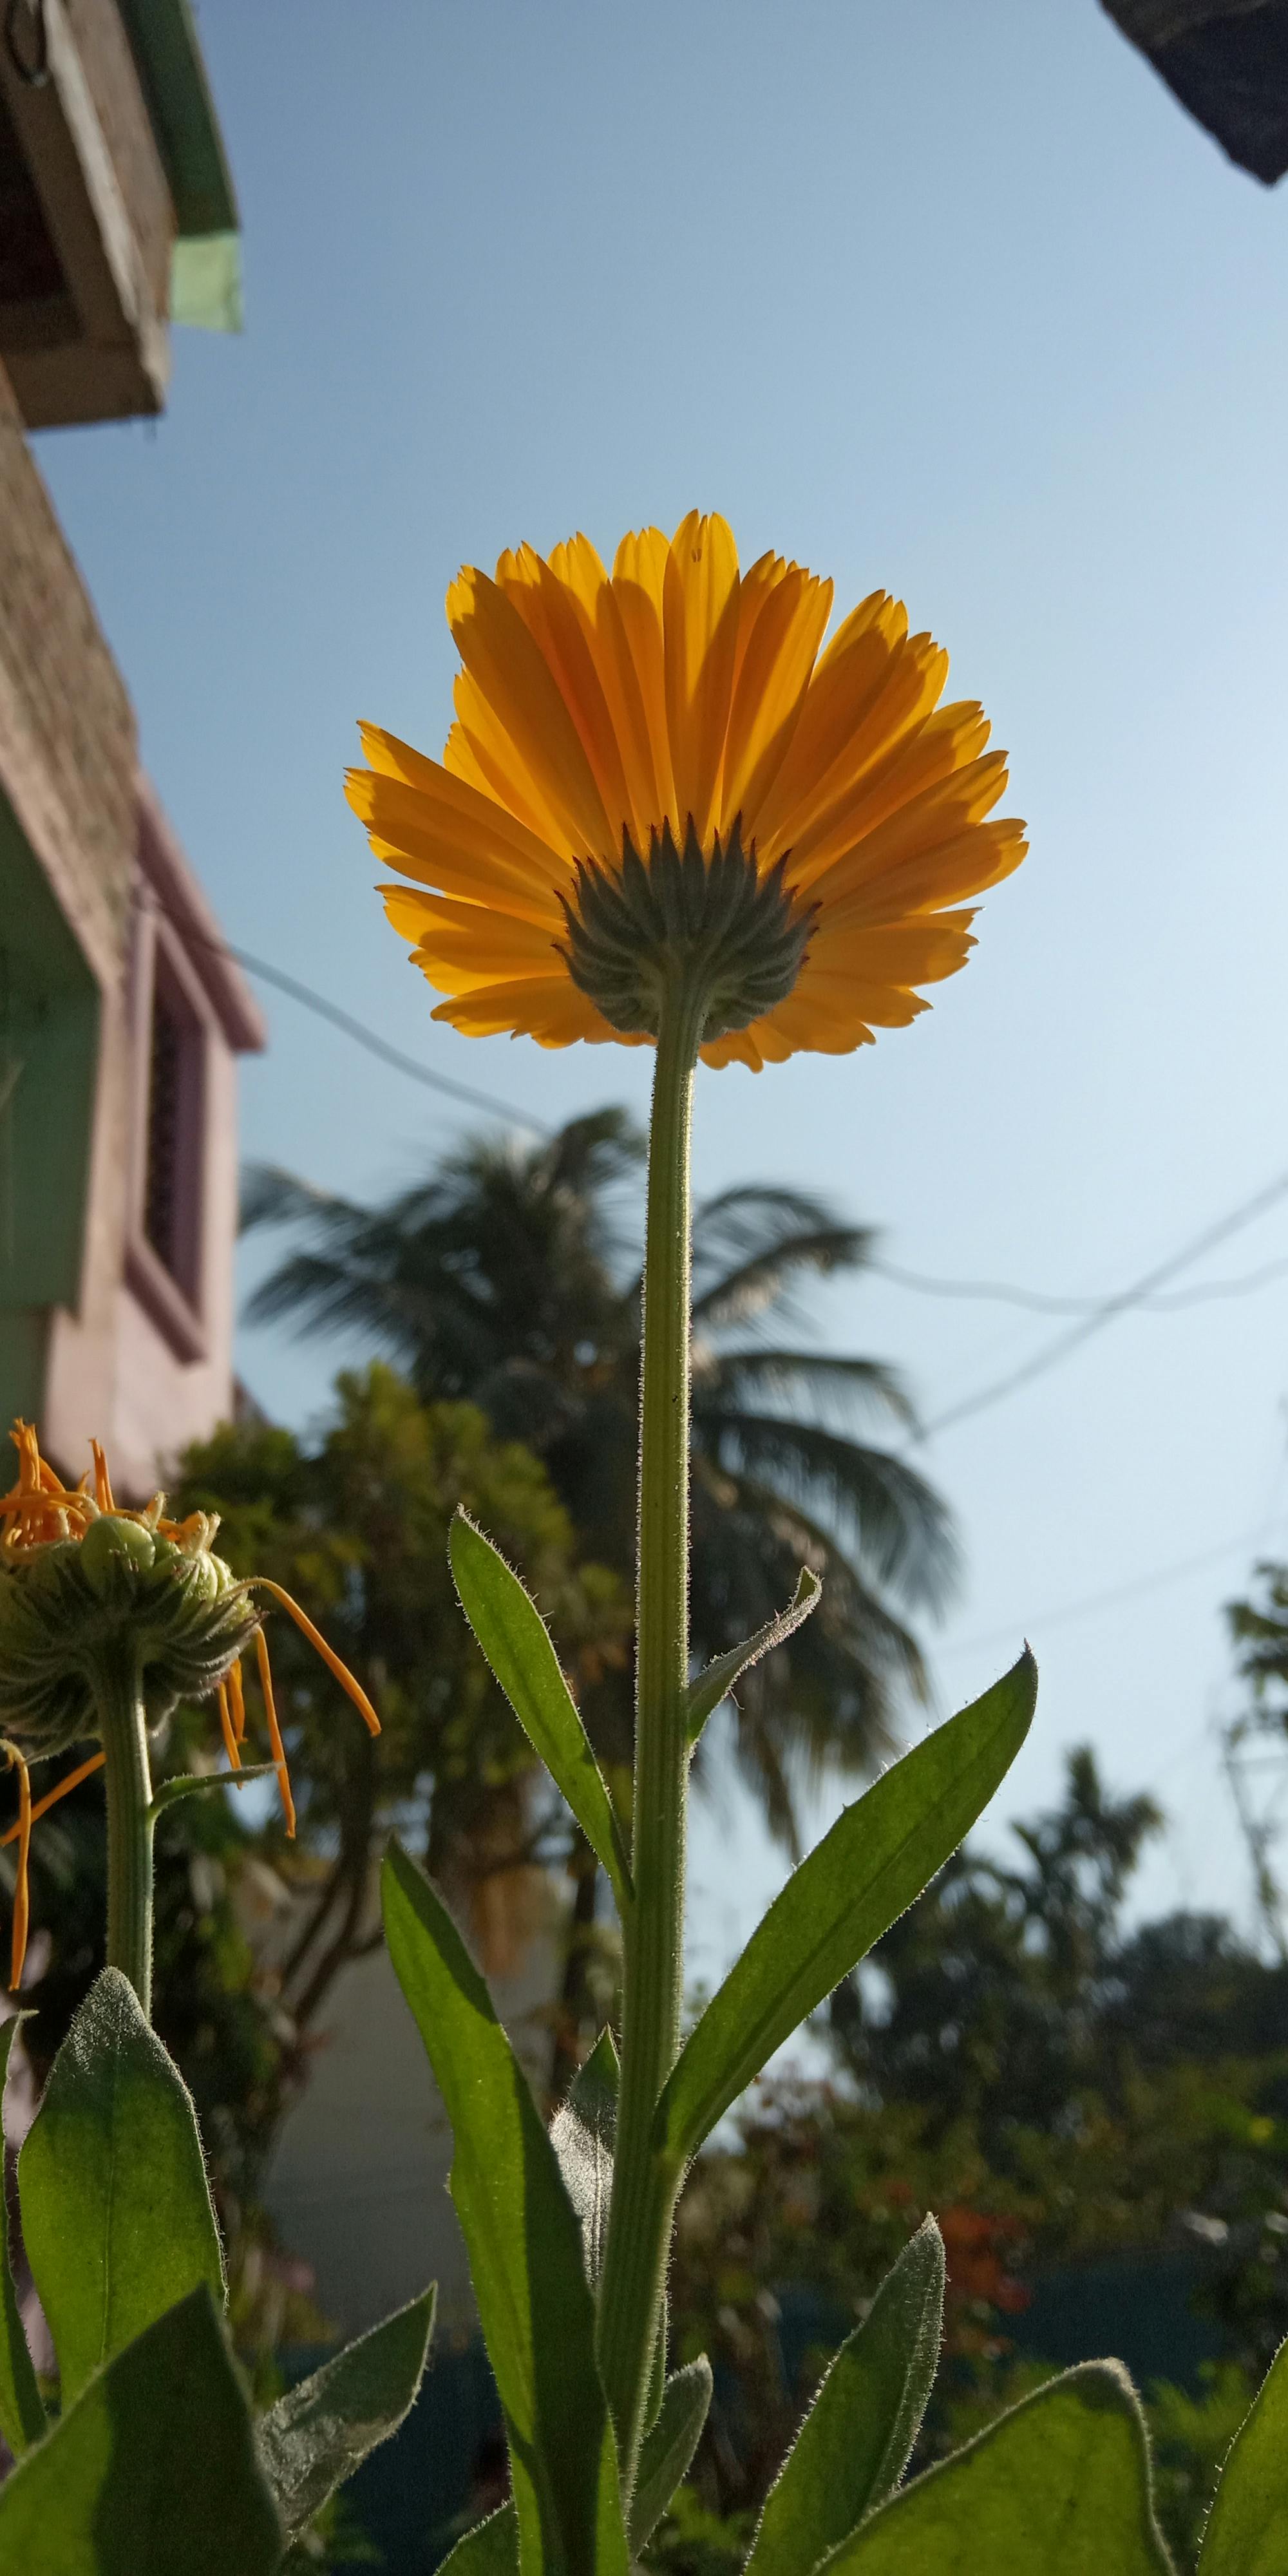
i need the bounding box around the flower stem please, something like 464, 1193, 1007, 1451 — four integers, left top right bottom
93, 1640, 156, 2019
598, 973, 706, 2488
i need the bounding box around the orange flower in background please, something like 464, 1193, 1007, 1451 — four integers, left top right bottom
0, 1421, 381, 1989
347, 511, 1027, 1070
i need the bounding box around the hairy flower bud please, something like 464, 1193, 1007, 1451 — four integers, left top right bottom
558, 819, 817, 1041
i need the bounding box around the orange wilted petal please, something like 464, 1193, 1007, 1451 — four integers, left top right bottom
252, 1581, 382, 1736
0, 1750, 107, 1850
90, 1441, 115, 1512
254, 1628, 296, 1839
229, 1657, 247, 1744
2, 1744, 32, 1991
217, 1682, 242, 1771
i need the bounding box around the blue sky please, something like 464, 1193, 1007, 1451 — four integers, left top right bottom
35, 1, 1288, 1969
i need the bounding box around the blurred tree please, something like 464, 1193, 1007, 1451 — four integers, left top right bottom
242, 1108, 956, 2077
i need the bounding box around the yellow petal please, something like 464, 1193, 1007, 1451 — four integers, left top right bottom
611, 526, 678, 829
663, 511, 741, 848
447, 565, 613, 857
719, 562, 833, 838
347, 757, 566, 923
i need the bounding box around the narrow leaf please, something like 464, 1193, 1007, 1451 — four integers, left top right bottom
660, 1653, 1037, 2164
686, 1569, 822, 1745
439, 2503, 518, 2573
549, 2026, 619, 2287
382, 1842, 628, 2576
0, 2016, 44, 2454
17, 1966, 224, 2405
0, 2285, 281, 2575
149, 1763, 277, 1815
451, 1512, 633, 1911
258, 2284, 435, 2533
1197, 2333, 1288, 2572
744, 2218, 945, 2576
819, 2362, 1173, 2572
630, 2358, 714, 2552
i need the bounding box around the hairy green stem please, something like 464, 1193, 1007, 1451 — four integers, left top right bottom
93, 1641, 156, 2019
597, 975, 706, 2486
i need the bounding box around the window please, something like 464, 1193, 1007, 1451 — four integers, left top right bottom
128, 936, 207, 1345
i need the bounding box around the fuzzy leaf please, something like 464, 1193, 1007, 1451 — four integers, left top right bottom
382, 1842, 627, 2576
744, 2219, 945, 2575
1197, 2333, 1288, 2573
549, 2027, 619, 2287
451, 1512, 632, 1911
659, 1654, 1037, 2165
0, 2286, 281, 2573
0, 2017, 44, 2454
18, 1968, 224, 2405
685, 1569, 822, 1745
630, 2359, 714, 2551
258, 2286, 435, 2533
819, 2362, 1173, 2571
438, 2503, 518, 2572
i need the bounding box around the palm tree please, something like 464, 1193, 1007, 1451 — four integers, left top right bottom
242, 1108, 957, 2069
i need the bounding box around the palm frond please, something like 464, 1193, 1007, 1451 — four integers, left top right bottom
694, 1347, 915, 1430
694, 1410, 958, 1609
691, 1184, 874, 1330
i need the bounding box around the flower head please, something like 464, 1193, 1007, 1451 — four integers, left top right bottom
0, 1422, 381, 1988
346, 512, 1027, 1068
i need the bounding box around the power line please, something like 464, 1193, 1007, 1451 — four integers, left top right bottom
938, 1514, 1288, 1662
914, 1165, 1288, 1444
162, 908, 552, 1137
875, 1249, 1288, 1316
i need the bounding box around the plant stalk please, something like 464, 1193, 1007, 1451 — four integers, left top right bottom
597, 973, 706, 2487
93, 1639, 156, 2019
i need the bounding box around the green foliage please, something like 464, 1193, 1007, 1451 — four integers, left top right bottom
643, 2485, 755, 2575
0, 2016, 44, 2453
824, 2363, 1173, 2571
549, 2024, 620, 2285
0, 2287, 281, 2575
660, 1653, 1037, 2164
383, 1839, 627, 2575
685, 1571, 822, 1748
257, 2286, 437, 2536
450, 1508, 632, 1910
1195, 2335, 1288, 2571
744, 2218, 944, 2576
632, 2361, 715, 2552
18, 1967, 224, 2406
437, 2503, 518, 2571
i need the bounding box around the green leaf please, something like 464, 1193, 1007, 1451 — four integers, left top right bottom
149, 1762, 277, 1815
818, 2362, 1173, 2572
685, 1568, 822, 1745
258, 2284, 436, 2533
382, 1842, 628, 2576
451, 1512, 633, 1913
0, 2016, 44, 2454
0, 2284, 281, 2574
549, 2027, 619, 2287
659, 1653, 1037, 2164
744, 2218, 945, 2576
438, 2503, 518, 2573
17, 1966, 224, 2405
630, 2358, 714, 2552
1197, 2333, 1288, 2572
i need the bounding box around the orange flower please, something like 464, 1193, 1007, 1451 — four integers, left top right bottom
348, 513, 1025, 1070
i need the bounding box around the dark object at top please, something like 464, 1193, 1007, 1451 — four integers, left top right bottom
1102, 0, 1288, 181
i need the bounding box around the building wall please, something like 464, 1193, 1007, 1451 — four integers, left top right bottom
0, 353, 263, 1494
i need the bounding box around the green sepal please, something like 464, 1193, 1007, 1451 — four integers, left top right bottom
437, 2503, 518, 2573
0, 2016, 44, 2454
1197, 2332, 1288, 2571
630, 2358, 714, 2552
450, 1511, 633, 1912
17, 1966, 224, 2405
744, 2217, 945, 2576
0, 2284, 282, 2574
382, 1841, 629, 2576
258, 2284, 436, 2534
549, 2026, 619, 2287
149, 1761, 277, 1816
817, 2360, 1173, 2572
685, 1569, 822, 1746
659, 1652, 1037, 2166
